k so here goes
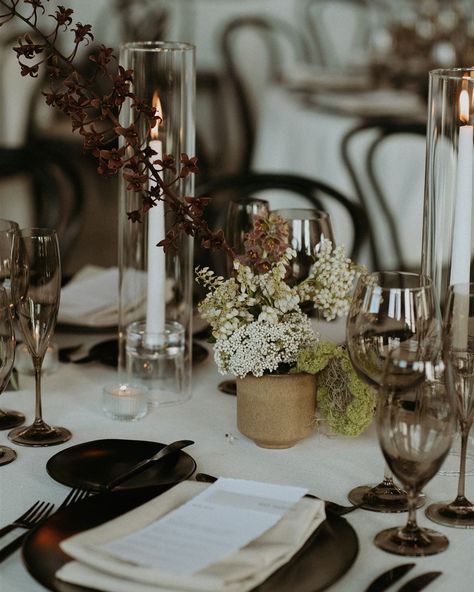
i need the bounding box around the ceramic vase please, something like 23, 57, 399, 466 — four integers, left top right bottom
236, 373, 317, 448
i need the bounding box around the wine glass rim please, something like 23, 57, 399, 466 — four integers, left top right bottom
272, 208, 330, 221
17, 228, 57, 238
359, 271, 432, 291
120, 41, 195, 53
0, 219, 19, 232
430, 67, 474, 82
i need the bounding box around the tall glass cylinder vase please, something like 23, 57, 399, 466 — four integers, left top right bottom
422, 68, 474, 306
118, 42, 195, 406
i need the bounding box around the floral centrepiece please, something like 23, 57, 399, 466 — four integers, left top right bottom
196, 213, 360, 379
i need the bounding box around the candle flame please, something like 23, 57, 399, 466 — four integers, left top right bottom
151, 91, 162, 139
460, 89, 470, 124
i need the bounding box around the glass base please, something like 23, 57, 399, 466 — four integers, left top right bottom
0, 445, 16, 465
8, 422, 71, 447
0, 408, 25, 430
348, 484, 425, 513
426, 501, 474, 528
374, 525, 449, 556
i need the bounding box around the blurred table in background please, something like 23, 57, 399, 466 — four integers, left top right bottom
252, 81, 427, 271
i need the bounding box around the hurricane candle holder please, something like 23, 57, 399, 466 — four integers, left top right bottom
422, 68, 474, 304
118, 42, 195, 407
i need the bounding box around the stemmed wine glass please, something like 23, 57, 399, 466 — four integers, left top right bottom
8, 228, 71, 446
225, 197, 269, 277
426, 282, 474, 528
346, 271, 441, 511
375, 356, 455, 555
0, 219, 25, 429
272, 208, 335, 288
0, 287, 18, 465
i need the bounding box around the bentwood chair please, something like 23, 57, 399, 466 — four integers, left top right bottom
195, 171, 370, 279
220, 16, 310, 172
302, 0, 374, 69
341, 118, 427, 271
0, 29, 86, 269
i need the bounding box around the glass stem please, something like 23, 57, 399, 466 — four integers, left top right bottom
404, 488, 419, 534
455, 422, 472, 502
33, 357, 44, 426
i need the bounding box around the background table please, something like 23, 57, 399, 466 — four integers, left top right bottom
252, 84, 427, 271
0, 324, 473, 591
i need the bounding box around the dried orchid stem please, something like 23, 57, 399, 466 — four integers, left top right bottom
0, 0, 235, 257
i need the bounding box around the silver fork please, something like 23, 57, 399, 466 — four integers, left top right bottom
0, 488, 93, 563
0, 501, 55, 539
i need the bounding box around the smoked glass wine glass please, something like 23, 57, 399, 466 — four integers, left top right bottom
375, 357, 454, 555
0, 287, 17, 465
8, 228, 71, 446
225, 197, 269, 277
272, 208, 335, 286
0, 219, 25, 429
426, 282, 474, 528
346, 271, 441, 511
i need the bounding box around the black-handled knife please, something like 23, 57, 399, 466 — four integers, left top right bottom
397, 572, 442, 592
104, 439, 194, 491
365, 564, 416, 592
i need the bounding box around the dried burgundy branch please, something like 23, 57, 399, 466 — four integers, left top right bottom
0, 0, 235, 258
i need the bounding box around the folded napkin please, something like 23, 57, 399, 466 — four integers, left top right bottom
58, 266, 121, 328
56, 481, 326, 592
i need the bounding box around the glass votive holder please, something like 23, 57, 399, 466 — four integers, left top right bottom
102, 383, 148, 421
126, 320, 189, 407
15, 342, 59, 376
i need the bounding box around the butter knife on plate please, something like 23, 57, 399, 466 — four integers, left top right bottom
104, 439, 194, 491
365, 564, 415, 592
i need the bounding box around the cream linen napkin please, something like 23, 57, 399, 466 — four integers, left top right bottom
56, 481, 326, 592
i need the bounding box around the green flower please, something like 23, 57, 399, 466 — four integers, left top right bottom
297, 342, 376, 437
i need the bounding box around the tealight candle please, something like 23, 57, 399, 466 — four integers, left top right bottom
102, 383, 148, 421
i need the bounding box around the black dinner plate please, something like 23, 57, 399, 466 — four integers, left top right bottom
22, 486, 358, 592
46, 439, 196, 492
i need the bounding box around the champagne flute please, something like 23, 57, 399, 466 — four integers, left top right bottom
426, 282, 474, 528
346, 271, 441, 511
8, 228, 71, 446
0, 219, 25, 429
375, 356, 454, 555
0, 287, 18, 465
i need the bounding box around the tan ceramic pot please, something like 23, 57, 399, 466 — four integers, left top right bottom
236, 373, 317, 449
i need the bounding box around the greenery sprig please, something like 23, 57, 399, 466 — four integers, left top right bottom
0, 0, 234, 257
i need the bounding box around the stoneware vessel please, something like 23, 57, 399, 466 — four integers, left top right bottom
236, 373, 316, 448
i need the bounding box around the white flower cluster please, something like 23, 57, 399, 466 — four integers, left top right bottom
213, 312, 317, 377
196, 238, 358, 377
296, 239, 357, 320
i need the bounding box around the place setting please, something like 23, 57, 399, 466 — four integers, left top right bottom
1, 2, 474, 592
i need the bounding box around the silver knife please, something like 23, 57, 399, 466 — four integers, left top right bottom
104, 439, 194, 490
365, 564, 416, 592
397, 572, 442, 592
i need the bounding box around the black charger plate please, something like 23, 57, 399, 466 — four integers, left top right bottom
46, 439, 196, 492
22, 487, 358, 592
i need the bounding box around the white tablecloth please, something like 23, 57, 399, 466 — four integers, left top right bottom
0, 324, 473, 592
